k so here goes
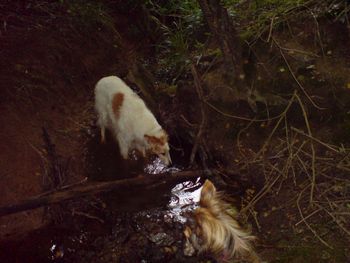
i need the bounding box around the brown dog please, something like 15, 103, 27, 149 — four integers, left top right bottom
184, 180, 260, 262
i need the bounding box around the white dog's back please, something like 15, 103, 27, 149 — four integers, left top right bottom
95, 76, 159, 137
94, 76, 171, 165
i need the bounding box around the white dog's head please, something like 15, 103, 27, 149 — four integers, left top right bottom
144, 130, 171, 165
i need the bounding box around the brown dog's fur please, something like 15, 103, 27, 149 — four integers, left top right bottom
184, 180, 260, 262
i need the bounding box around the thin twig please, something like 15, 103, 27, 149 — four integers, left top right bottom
248, 207, 261, 232
72, 210, 105, 224
242, 163, 283, 213
291, 127, 340, 153
266, 15, 275, 42
295, 94, 317, 205
315, 203, 350, 237
180, 114, 197, 127
295, 208, 322, 226
273, 38, 325, 110
296, 185, 333, 248
205, 100, 285, 122
252, 91, 297, 161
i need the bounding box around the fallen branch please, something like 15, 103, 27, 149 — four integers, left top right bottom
0, 170, 204, 218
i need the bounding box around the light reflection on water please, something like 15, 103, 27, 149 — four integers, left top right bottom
143, 157, 170, 174
167, 178, 202, 223
50, 243, 65, 260
144, 158, 203, 223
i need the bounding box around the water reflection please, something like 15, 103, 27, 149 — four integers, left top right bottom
50, 242, 64, 260
144, 158, 203, 223
143, 157, 183, 174
167, 178, 202, 223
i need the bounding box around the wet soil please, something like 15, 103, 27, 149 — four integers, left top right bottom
0, 178, 205, 263
1, 2, 350, 263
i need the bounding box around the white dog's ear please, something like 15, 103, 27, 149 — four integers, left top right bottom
144, 134, 168, 148
144, 134, 155, 144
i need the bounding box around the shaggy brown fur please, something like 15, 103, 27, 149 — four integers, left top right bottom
184, 180, 260, 262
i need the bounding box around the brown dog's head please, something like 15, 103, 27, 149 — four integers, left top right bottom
184, 180, 259, 262
144, 130, 171, 165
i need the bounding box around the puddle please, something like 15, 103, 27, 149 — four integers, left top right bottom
167, 178, 202, 223
0, 178, 204, 262
0, 132, 204, 262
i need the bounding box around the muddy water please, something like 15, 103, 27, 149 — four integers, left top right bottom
0, 131, 204, 263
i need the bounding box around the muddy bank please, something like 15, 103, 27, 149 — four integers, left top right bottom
1, 1, 350, 262
0, 162, 206, 263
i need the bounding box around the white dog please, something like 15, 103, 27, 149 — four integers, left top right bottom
94, 76, 171, 165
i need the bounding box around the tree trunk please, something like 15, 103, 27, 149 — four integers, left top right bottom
198, 0, 243, 82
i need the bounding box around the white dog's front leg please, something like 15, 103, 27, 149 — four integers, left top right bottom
135, 143, 146, 157
117, 134, 129, 159
100, 126, 106, 143
140, 147, 146, 157
131, 138, 146, 157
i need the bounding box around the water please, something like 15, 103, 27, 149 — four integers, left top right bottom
0, 132, 204, 262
